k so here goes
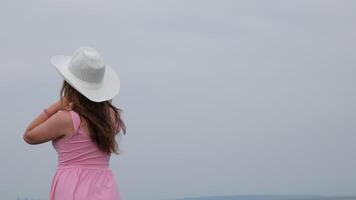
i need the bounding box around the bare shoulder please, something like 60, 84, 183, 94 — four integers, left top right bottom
54, 110, 72, 121
51, 110, 74, 133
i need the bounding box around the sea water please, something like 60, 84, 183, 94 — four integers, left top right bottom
174, 195, 356, 200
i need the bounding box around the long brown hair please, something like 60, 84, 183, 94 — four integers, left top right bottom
60, 80, 126, 155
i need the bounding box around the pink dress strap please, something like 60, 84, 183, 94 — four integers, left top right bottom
69, 110, 81, 134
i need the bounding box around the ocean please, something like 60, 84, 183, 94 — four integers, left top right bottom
174, 195, 356, 200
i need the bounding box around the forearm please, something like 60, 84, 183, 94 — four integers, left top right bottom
25, 101, 61, 132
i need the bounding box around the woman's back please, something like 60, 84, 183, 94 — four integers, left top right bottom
50, 110, 121, 200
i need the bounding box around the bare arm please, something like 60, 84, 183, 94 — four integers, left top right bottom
23, 98, 72, 144
24, 99, 62, 133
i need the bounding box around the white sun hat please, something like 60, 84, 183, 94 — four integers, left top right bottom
50, 46, 120, 102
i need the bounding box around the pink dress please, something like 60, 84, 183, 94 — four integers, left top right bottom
50, 110, 122, 200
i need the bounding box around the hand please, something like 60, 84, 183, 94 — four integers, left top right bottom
60, 97, 73, 111
46, 97, 73, 116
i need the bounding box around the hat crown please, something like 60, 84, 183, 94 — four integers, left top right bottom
68, 47, 105, 84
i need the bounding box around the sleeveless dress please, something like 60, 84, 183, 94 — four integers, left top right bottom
50, 110, 122, 200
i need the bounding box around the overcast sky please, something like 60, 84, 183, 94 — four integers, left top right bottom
0, 0, 356, 200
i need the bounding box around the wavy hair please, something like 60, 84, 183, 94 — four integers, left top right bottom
60, 80, 126, 155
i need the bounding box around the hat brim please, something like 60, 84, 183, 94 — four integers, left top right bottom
50, 55, 120, 102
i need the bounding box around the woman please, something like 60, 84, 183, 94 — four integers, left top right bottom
23, 47, 126, 200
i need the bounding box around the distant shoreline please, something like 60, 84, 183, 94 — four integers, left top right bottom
173, 195, 356, 200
